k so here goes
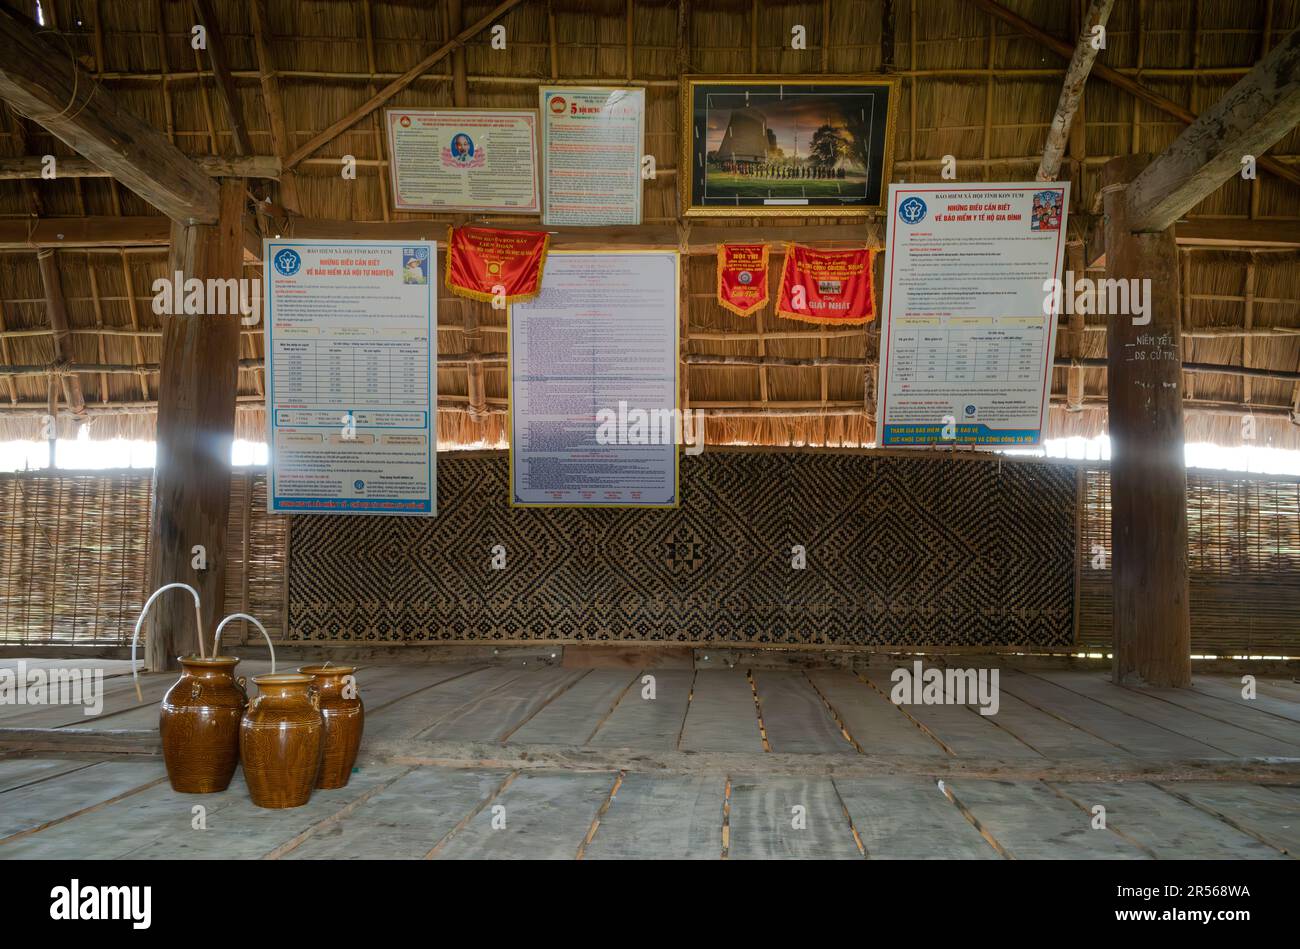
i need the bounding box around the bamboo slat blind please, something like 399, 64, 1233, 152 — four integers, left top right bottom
1078, 468, 1300, 655
0, 469, 286, 645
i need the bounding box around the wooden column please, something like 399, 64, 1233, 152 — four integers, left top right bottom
145, 179, 246, 671
1103, 154, 1191, 688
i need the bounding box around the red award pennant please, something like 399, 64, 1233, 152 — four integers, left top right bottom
716, 243, 770, 317
445, 225, 550, 304
775, 243, 876, 324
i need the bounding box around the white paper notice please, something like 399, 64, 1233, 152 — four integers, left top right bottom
878, 182, 1068, 447
539, 86, 645, 226
510, 251, 679, 507
385, 108, 540, 214
265, 240, 436, 515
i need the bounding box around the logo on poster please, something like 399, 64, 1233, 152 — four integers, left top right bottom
737, 270, 753, 285
353, 480, 365, 491
965, 404, 977, 416
273, 248, 301, 276
898, 196, 927, 224
549, 95, 567, 114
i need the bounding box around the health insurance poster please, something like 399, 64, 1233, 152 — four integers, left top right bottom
877, 182, 1068, 447
264, 240, 436, 515
510, 250, 679, 507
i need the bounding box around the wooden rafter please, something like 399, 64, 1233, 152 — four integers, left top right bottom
966, 0, 1300, 191
0, 5, 219, 222
1126, 26, 1300, 232
283, 0, 525, 170
1036, 0, 1114, 182
190, 0, 253, 156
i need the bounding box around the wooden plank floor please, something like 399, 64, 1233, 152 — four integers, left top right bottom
1, 659, 1297, 859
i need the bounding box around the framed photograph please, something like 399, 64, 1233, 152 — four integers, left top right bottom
680, 76, 898, 217
384, 108, 540, 214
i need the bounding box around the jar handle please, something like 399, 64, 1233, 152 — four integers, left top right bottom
190, 680, 202, 701
308, 686, 320, 712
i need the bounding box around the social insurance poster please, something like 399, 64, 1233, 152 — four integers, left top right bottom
265, 240, 437, 515
877, 182, 1069, 447
510, 251, 679, 508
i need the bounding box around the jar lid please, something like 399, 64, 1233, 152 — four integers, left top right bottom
298, 665, 357, 677
250, 673, 312, 686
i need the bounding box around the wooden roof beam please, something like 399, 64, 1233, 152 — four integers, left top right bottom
0, 154, 280, 180
1125, 26, 1300, 232
0, 5, 219, 223
283, 0, 525, 170
967, 0, 1300, 191
1036, 0, 1115, 182
190, 0, 253, 156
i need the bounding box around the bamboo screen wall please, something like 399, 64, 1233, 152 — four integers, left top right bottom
0, 470, 285, 646
1079, 469, 1300, 656
0, 461, 1297, 655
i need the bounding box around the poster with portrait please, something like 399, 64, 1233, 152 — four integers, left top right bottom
681, 76, 897, 217
385, 108, 540, 214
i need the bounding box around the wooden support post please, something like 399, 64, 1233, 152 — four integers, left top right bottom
1103, 154, 1191, 688
145, 179, 246, 672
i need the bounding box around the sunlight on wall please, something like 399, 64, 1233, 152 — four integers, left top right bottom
2, 432, 1298, 475
0, 431, 268, 472
1005, 435, 1300, 476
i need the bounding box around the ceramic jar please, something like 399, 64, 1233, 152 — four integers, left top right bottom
239, 673, 323, 808
298, 665, 364, 789
159, 656, 248, 793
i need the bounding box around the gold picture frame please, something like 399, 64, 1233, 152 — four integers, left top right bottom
679, 75, 899, 218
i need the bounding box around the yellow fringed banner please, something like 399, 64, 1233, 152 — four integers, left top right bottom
716, 242, 770, 317
445, 225, 550, 304
775, 243, 875, 325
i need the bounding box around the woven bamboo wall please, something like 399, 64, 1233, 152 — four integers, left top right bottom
1078, 469, 1300, 655
1, 461, 1298, 654
0, 470, 286, 645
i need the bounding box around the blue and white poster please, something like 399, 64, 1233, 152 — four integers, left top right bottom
878, 182, 1068, 447
265, 239, 436, 515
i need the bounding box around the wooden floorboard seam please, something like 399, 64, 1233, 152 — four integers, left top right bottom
997, 670, 1155, 759
745, 670, 773, 753
0, 772, 169, 846
261, 765, 421, 860
581, 670, 642, 745
1188, 684, 1300, 725
575, 770, 625, 860
1155, 783, 1296, 857
672, 669, 698, 752
1019, 670, 1249, 757
498, 669, 592, 741
854, 670, 957, 757
423, 770, 519, 859
1041, 780, 1161, 859
802, 672, 865, 754
410, 670, 536, 739
936, 779, 1012, 859
827, 777, 868, 858
365, 664, 493, 717
1118, 682, 1300, 751
720, 776, 732, 859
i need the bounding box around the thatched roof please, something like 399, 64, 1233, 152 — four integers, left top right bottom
0, 0, 1297, 449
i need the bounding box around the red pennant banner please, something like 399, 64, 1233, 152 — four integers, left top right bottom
445, 225, 550, 304
716, 243, 770, 317
775, 243, 875, 324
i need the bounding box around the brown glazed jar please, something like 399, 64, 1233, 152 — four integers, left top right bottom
159, 656, 248, 793
239, 673, 323, 808
298, 665, 364, 789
